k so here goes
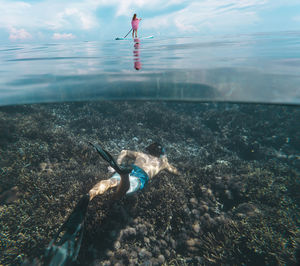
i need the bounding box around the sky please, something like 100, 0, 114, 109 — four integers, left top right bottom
1, 0, 300, 42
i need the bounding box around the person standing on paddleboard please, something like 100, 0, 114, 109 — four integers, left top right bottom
132, 14, 142, 38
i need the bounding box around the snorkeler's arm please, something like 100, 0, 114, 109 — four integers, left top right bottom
162, 157, 180, 175
117, 150, 139, 165
166, 163, 180, 175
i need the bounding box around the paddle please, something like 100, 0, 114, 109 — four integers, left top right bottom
115, 29, 132, 40
123, 28, 133, 38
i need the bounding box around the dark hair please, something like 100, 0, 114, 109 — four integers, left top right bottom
132, 14, 137, 20
145, 142, 165, 157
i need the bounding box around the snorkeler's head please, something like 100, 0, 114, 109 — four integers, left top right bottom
145, 142, 165, 157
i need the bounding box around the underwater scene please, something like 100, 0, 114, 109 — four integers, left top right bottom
0, 33, 300, 266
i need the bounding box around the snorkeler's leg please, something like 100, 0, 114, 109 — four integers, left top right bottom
89, 178, 119, 201
88, 173, 130, 201
116, 150, 139, 165
89, 143, 132, 199
113, 173, 130, 200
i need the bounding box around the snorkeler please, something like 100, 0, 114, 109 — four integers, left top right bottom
42, 142, 178, 265
131, 13, 142, 38
88, 142, 179, 200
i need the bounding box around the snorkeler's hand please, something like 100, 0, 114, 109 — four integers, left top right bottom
175, 169, 180, 175
170, 167, 180, 175
165, 160, 180, 175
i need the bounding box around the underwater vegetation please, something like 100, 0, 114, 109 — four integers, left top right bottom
0, 101, 299, 265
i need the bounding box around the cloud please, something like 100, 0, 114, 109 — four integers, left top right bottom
64, 8, 95, 29
47, 6, 98, 30
52, 33, 76, 40
0, 0, 99, 31
0, 0, 188, 30
111, 0, 188, 16
9, 27, 32, 40
143, 0, 266, 33
0, 0, 299, 41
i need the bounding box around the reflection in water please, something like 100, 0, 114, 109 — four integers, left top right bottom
133, 38, 141, 70
1, 33, 300, 105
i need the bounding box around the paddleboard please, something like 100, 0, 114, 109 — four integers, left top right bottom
115, 35, 154, 40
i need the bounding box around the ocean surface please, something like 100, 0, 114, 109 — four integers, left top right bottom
0, 32, 299, 265
0, 31, 300, 106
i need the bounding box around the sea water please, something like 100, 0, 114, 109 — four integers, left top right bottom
0, 32, 300, 106
0, 32, 299, 265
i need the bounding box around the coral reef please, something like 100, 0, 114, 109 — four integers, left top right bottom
0, 101, 299, 265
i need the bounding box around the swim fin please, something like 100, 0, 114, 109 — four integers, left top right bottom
44, 194, 90, 265
89, 142, 132, 175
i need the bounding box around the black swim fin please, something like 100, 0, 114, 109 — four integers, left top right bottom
89, 142, 132, 175
44, 194, 90, 265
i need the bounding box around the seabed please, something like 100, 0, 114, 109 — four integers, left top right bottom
0, 101, 299, 265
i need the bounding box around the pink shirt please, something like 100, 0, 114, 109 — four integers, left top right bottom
131, 19, 140, 30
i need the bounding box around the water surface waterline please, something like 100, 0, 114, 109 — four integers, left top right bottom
1, 32, 300, 106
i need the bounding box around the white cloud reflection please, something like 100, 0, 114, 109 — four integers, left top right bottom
9, 27, 32, 40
